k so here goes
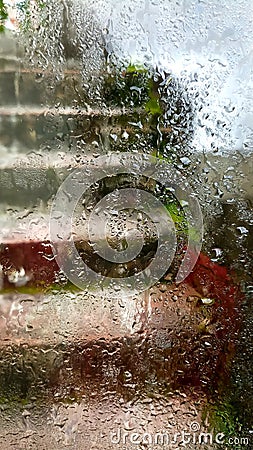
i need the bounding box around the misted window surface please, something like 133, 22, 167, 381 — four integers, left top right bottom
0, 1, 252, 449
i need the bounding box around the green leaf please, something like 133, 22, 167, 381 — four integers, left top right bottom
145, 97, 162, 115
166, 202, 185, 225
125, 63, 148, 74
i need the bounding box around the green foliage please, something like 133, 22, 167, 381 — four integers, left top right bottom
125, 63, 148, 74
105, 61, 162, 116
104, 61, 196, 241
145, 77, 162, 115
166, 201, 185, 225
0, 0, 8, 33
145, 96, 162, 115
165, 200, 201, 243
165, 200, 189, 238
203, 401, 244, 449
104, 61, 151, 108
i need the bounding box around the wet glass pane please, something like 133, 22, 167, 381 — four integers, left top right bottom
0, 0, 252, 448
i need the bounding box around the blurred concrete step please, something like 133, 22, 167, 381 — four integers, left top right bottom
0, 105, 152, 155
0, 393, 207, 450
0, 277, 240, 402
0, 150, 252, 207
0, 289, 147, 346
0, 64, 84, 107
0, 153, 72, 205
0, 190, 178, 289
0, 239, 172, 289
0, 151, 119, 205
0, 31, 85, 107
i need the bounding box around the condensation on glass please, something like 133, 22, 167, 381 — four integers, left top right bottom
0, 0, 251, 448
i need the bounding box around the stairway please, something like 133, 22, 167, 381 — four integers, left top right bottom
0, 18, 250, 449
